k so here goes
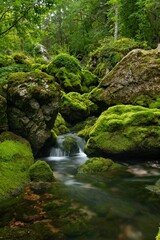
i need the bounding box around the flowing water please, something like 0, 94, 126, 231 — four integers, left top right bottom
43, 134, 160, 240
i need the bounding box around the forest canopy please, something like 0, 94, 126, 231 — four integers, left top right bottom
0, 0, 159, 57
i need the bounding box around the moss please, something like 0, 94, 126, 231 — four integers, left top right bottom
29, 160, 55, 182
76, 117, 97, 140
156, 228, 160, 240
63, 136, 79, 155
0, 54, 14, 67
52, 113, 70, 135
0, 132, 34, 200
55, 66, 82, 92
86, 105, 160, 157
78, 157, 123, 173
81, 69, 99, 92
88, 37, 148, 77
47, 53, 81, 75
60, 92, 98, 123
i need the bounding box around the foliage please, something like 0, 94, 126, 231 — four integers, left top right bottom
88, 37, 148, 77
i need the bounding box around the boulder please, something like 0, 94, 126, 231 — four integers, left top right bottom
7, 71, 60, 153
156, 229, 160, 240
29, 160, 55, 182
0, 131, 34, 200
85, 105, 160, 157
78, 157, 123, 174
60, 92, 98, 123
90, 49, 160, 110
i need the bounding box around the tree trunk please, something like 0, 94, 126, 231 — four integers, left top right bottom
114, 3, 118, 41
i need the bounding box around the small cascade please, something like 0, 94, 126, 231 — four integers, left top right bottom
45, 133, 87, 161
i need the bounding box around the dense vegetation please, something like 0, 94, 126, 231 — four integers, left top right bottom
0, 0, 159, 58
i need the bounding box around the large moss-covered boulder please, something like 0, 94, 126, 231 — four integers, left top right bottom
85, 105, 160, 157
47, 53, 99, 93
0, 95, 8, 132
47, 53, 82, 92
0, 131, 34, 200
60, 92, 98, 123
78, 157, 123, 174
7, 71, 60, 152
90, 49, 160, 110
29, 160, 54, 182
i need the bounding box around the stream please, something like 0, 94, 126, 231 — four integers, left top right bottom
42, 133, 160, 240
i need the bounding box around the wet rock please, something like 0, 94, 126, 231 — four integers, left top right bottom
29, 160, 55, 182
7, 71, 60, 152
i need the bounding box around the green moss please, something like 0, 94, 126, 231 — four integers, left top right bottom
88, 37, 148, 77
52, 113, 70, 135
63, 136, 79, 155
60, 92, 98, 123
47, 53, 81, 75
86, 105, 160, 156
156, 228, 160, 240
76, 117, 97, 140
0, 54, 14, 67
78, 157, 123, 173
0, 132, 34, 200
29, 160, 55, 182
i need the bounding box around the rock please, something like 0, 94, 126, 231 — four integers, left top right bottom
60, 92, 98, 123
47, 53, 99, 93
0, 95, 8, 132
29, 160, 55, 182
90, 49, 160, 110
7, 71, 60, 153
52, 113, 70, 135
0, 131, 34, 200
78, 157, 123, 174
85, 105, 160, 157
47, 53, 82, 92
63, 136, 79, 155
146, 178, 160, 195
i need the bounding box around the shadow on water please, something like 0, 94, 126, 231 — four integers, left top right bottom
42, 134, 160, 240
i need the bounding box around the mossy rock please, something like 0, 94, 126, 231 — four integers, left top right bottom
52, 113, 70, 135
7, 71, 60, 153
76, 117, 97, 140
81, 69, 99, 93
63, 136, 79, 155
88, 37, 148, 78
60, 92, 98, 123
47, 53, 81, 74
0, 95, 8, 131
146, 179, 160, 195
29, 160, 55, 182
78, 157, 123, 174
156, 228, 160, 240
0, 132, 34, 200
85, 105, 160, 157
90, 49, 160, 111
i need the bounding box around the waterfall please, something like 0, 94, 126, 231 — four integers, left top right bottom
45, 134, 87, 160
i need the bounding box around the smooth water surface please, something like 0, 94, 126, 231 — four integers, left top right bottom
43, 134, 160, 240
